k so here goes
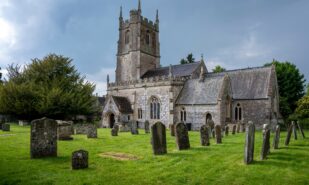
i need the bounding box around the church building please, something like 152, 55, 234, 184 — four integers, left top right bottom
102, 1, 281, 130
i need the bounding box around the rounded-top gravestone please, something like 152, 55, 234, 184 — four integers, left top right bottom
175, 122, 190, 150
87, 124, 97, 138
151, 122, 167, 155
72, 150, 88, 169
111, 124, 119, 136
200, 125, 210, 146
2, 123, 10, 132
144, 120, 150, 134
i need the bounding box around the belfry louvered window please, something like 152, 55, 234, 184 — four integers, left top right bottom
150, 97, 160, 119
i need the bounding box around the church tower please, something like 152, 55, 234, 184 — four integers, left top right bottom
116, 0, 160, 83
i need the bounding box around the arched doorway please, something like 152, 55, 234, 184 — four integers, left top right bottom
109, 113, 115, 128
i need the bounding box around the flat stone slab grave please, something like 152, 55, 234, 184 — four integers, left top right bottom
99, 152, 139, 161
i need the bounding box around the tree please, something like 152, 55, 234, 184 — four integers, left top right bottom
295, 95, 309, 119
0, 54, 96, 120
265, 59, 306, 118
307, 84, 309, 96
212, 65, 226, 73
179, 53, 195, 64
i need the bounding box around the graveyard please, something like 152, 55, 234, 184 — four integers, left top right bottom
0, 123, 308, 185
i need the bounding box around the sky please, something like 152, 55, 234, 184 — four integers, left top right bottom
0, 0, 308, 95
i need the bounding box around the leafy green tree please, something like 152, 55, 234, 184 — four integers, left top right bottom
295, 95, 309, 118
179, 53, 195, 64
265, 59, 306, 118
307, 84, 309, 96
0, 54, 96, 120
212, 65, 226, 73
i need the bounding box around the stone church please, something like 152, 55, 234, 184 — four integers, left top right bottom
101, 1, 281, 130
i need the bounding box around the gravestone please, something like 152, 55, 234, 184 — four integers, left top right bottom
170, 123, 176, 136
151, 122, 167, 155
119, 123, 130, 132
2, 123, 10, 131
225, 126, 229, 136
87, 124, 97, 138
292, 121, 297, 140
261, 124, 270, 160
130, 121, 139, 135
175, 122, 190, 150
144, 120, 150, 134
297, 121, 305, 139
273, 125, 280, 149
244, 121, 255, 164
236, 123, 240, 133
18, 120, 30, 126
212, 129, 215, 138
200, 125, 210, 146
285, 123, 293, 146
111, 125, 119, 136
57, 121, 73, 140
232, 125, 236, 135
215, 125, 222, 144
240, 123, 245, 133
30, 117, 57, 158
72, 150, 88, 169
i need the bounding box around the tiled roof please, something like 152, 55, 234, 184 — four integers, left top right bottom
112, 96, 133, 114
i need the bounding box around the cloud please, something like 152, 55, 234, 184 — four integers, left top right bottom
86, 67, 115, 96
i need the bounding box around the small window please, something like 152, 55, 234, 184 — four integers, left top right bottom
138, 108, 143, 119
235, 103, 242, 121
146, 30, 150, 45
180, 107, 186, 122
150, 97, 160, 119
125, 30, 130, 44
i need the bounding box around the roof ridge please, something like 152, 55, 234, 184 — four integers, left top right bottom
148, 61, 201, 72
207, 65, 271, 75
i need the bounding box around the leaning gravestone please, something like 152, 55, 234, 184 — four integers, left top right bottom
2, 123, 10, 132
232, 125, 236, 135
130, 121, 139, 135
261, 124, 270, 160
292, 121, 297, 140
144, 120, 150, 134
151, 122, 167, 155
215, 125, 222, 144
273, 125, 280, 149
225, 126, 229, 136
200, 125, 210, 146
57, 121, 73, 140
111, 125, 119, 136
72, 150, 88, 169
244, 121, 255, 164
175, 122, 190, 150
236, 123, 240, 133
31, 118, 57, 158
285, 123, 293, 146
297, 121, 306, 139
170, 123, 176, 136
87, 124, 97, 138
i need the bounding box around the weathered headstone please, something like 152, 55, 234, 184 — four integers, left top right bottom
292, 121, 297, 140
31, 118, 57, 158
2, 123, 10, 131
18, 120, 30, 126
175, 122, 190, 150
87, 124, 97, 138
285, 123, 293, 146
236, 123, 240, 133
57, 121, 73, 140
170, 123, 176, 136
130, 121, 139, 135
225, 126, 229, 136
119, 123, 130, 132
273, 125, 280, 149
215, 125, 222, 144
0, 117, 5, 130
72, 150, 88, 169
261, 124, 270, 160
232, 125, 236, 135
144, 120, 150, 134
111, 125, 119, 136
297, 121, 306, 139
244, 121, 255, 164
200, 125, 210, 146
212, 129, 215, 138
151, 122, 167, 155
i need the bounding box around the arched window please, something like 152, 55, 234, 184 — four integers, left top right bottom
235, 103, 242, 121
146, 30, 150, 45
125, 30, 130, 44
180, 107, 186, 122
150, 97, 160, 119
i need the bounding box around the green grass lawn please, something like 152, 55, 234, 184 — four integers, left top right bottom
0, 124, 308, 185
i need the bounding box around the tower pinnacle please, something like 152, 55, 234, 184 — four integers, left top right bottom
138, 0, 141, 13
156, 9, 159, 22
